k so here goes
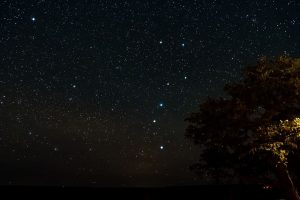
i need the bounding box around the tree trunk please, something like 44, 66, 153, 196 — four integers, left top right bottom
274, 163, 300, 200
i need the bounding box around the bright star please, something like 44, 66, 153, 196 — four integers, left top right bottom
160, 145, 164, 150
159, 103, 164, 107
159, 40, 163, 44
153, 119, 156, 123
184, 76, 187, 80
31, 17, 36, 21
181, 43, 185, 47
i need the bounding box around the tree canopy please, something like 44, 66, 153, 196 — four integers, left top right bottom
185, 56, 300, 200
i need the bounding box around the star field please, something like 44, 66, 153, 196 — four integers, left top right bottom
0, 0, 300, 186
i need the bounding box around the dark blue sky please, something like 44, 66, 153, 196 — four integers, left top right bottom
0, 0, 299, 186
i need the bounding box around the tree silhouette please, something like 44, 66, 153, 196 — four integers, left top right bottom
185, 56, 300, 200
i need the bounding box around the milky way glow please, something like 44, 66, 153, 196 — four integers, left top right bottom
0, 0, 299, 187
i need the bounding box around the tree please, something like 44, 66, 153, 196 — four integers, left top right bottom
185, 56, 300, 200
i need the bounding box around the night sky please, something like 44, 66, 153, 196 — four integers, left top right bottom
0, 0, 300, 187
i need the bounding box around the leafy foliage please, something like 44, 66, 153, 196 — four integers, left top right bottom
185, 56, 300, 185
252, 118, 300, 166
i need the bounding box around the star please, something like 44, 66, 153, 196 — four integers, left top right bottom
153, 119, 157, 123
160, 145, 164, 150
159, 40, 163, 44
291, 19, 296, 25
181, 43, 185, 47
159, 102, 164, 107
184, 76, 187, 80
31, 17, 36, 21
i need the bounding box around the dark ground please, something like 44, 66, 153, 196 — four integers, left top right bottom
0, 185, 285, 200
